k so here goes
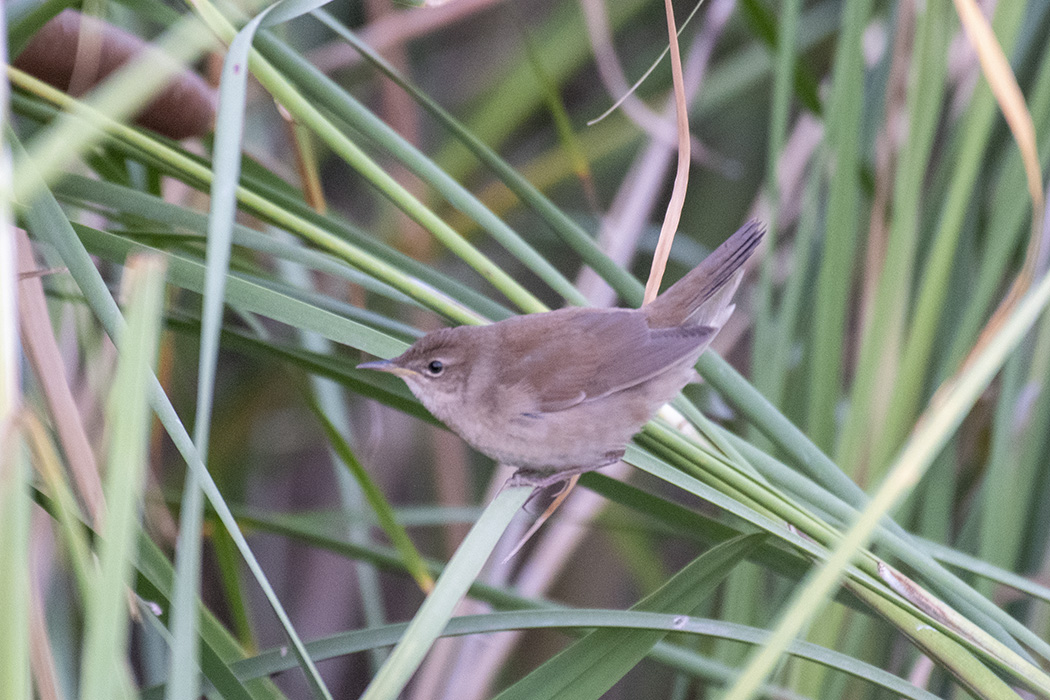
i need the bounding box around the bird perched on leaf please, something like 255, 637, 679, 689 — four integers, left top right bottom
359, 220, 764, 488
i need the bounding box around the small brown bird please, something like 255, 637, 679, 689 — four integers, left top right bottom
359, 221, 764, 487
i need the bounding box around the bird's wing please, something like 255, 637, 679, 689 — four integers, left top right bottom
502, 310, 714, 414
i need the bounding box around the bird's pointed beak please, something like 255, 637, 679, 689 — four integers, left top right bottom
357, 358, 418, 377
357, 358, 394, 371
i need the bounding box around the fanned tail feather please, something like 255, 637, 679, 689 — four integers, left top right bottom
644, 220, 765, 328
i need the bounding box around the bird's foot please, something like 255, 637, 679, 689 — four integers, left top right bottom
506, 469, 572, 490
505, 452, 625, 490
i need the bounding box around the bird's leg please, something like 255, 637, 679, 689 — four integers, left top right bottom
500, 476, 577, 562
521, 474, 575, 514
498, 452, 625, 561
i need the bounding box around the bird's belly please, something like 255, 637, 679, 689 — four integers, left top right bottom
463, 417, 629, 469
457, 378, 681, 469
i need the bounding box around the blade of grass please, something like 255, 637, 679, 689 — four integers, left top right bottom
252, 28, 586, 306
7, 71, 493, 325
737, 0, 820, 116
955, 0, 1045, 249
168, 8, 256, 698
21, 412, 96, 605
14, 130, 323, 700
310, 399, 434, 592
805, 0, 873, 452
53, 175, 426, 313
74, 223, 407, 357
136, 535, 284, 700
944, 147, 1050, 383
519, 19, 597, 210
751, 0, 801, 408
0, 427, 31, 700
314, 16, 641, 299
885, 0, 1027, 455
802, 0, 877, 451
640, 0, 690, 305
210, 526, 258, 652
80, 253, 167, 699
274, 233, 389, 670
696, 351, 1049, 660
167, 3, 334, 697
836, 0, 950, 483
134, 608, 942, 700
0, 10, 30, 694
723, 262, 1050, 700
28, 483, 273, 700
16, 225, 106, 526
359, 485, 532, 700
634, 423, 1050, 689
721, 425, 1050, 660
923, 539, 1050, 606
624, 443, 827, 565
838, 577, 1021, 700
428, 0, 649, 183
977, 351, 1033, 596
188, 0, 550, 316
0, 346, 29, 695
493, 534, 765, 700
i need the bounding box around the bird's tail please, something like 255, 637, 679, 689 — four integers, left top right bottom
643, 220, 765, 328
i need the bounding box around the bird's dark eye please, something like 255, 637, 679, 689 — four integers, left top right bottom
426, 360, 444, 376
